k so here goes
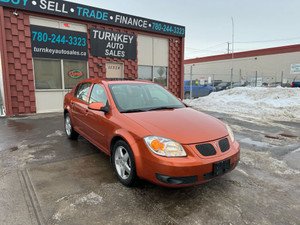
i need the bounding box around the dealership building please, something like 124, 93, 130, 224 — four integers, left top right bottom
184, 44, 300, 86
0, 0, 185, 116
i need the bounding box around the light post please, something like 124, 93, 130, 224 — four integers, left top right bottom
189, 64, 193, 99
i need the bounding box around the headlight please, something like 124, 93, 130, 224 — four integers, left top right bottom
144, 136, 187, 157
226, 124, 235, 143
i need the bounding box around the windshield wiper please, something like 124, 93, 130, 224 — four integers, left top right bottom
147, 106, 178, 111
121, 109, 147, 113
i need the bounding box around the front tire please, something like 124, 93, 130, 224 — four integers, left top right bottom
112, 140, 137, 186
64, 113, 79, 140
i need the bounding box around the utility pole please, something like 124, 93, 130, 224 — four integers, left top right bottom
255, 71, 258, 87
230, 17, 234, 89
227, 42, 230, 54
190, 65, 193, 99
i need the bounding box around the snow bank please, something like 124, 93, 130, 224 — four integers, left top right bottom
183, 87, 300, 122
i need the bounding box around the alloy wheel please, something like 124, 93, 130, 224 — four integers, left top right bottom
114, 146, 131, 180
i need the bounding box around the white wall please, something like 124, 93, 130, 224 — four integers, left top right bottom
185, 51, 300, 84
30, 16, 87, 31
0, 52, 6, 116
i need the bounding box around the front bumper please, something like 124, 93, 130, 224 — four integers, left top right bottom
134, 137, 240, 187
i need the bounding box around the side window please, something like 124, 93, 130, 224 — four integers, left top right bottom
192, 81, 199, 86
75, 83, 91, 102
89, 84, 108, 105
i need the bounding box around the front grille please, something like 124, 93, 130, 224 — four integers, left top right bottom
219, 138, 230, 152
195, 144, 216, 156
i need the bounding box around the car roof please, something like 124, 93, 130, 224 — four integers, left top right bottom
78, 78, 153, 85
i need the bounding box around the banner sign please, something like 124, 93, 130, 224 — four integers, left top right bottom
290, 64, 300, 74
30, 25, 88, 60
0, 0, 185, 37
90, 28, 136, 60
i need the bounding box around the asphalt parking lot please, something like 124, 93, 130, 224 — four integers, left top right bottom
0, 112, 299, 225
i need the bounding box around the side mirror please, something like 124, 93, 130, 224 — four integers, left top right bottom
88, 102, 110, 114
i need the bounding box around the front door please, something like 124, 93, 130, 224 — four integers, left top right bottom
85, 83, 110, 152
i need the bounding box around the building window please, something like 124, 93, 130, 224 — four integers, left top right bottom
33, 58, 88, 90
34, 59, 62, 89
154, 66, 167, 87
138, 66, 152, 81
64, 60, 88, 89
137, 35, 169, 87
138, 66, 168, 87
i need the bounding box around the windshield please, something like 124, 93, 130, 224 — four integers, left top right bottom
218, 82, 228, 86
109, 83, 185, 113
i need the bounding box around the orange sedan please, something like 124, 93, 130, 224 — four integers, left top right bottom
64, 78, 240, 187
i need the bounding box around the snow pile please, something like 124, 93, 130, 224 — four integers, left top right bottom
184, 87, 300, 122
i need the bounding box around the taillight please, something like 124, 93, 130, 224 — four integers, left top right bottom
292, 83, 294, 87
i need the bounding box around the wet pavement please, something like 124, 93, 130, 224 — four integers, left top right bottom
0, 112, 299, 225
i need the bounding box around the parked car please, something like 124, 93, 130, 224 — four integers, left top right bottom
268, 82, 281, 87
184, 80, 216, 99
216, 82, 231, 91
211, 80, 223, 87
64, 79, 240, 187
225, 82, 244, 89
292, 77, 300, 87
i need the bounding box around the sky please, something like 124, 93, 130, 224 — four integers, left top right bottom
74, 0, 300, 59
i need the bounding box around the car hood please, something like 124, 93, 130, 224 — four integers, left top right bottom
123, 108, 228, 144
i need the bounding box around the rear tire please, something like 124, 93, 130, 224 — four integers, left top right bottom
112, 140, 137, 187
64, 113, 79, 140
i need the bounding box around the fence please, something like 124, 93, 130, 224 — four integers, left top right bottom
184, 71, 294, 87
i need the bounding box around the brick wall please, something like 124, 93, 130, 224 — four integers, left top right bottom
3, 9, 36, 115
169, 38, 183, 97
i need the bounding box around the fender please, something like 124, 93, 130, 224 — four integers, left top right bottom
111, 128, 145, 177
64, 105, 77, 130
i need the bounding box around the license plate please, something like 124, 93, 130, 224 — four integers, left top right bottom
213, 159, 231, 176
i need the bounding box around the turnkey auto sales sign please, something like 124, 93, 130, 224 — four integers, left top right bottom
90, 28, 136, 60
